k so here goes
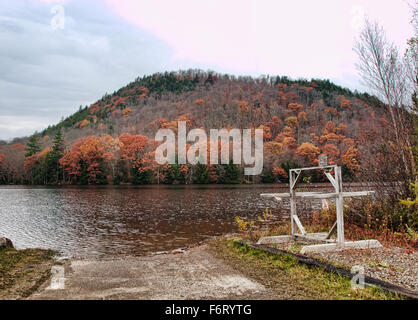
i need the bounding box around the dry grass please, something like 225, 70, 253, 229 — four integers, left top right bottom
0, 248, 56, 299
208, 238, 401, 300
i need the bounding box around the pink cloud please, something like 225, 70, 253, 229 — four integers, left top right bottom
38, 0, 70, 3
34, 0, 414, 89
104, 0, 413, 86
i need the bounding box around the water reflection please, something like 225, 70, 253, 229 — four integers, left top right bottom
0, 185, 289, 258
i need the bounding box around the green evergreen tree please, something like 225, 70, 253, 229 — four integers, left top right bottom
44, 129, 65, 184
51, 129, 65, 155
130, 165, 153, 184
261, 168, 275, 183
192, 163, 210, 184
163, 164, 180, 184
219, 160, 241, 184
25, 135, 41, 157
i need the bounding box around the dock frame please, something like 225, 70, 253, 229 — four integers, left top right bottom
259, 162, 381, 253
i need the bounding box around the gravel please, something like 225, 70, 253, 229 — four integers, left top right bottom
306, 247, 418, 292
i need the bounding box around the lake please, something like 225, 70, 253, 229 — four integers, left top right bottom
0, 185, 298, 258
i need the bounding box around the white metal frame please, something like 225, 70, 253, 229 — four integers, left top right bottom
261, 165, 374, 247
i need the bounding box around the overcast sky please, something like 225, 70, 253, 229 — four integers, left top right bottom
0, 0, 414, 140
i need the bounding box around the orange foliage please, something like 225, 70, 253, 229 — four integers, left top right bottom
272, 167, 288, 180
379, 117, 391, 127
321, 144, 340, 164
282, 137, 297, 149
147, 118, 167, 130
79, 119, 90, 128
276, 83, 287, 89
238, 100, 249, 112
119, 133, 148, 162
323, 121, 336, 134
265, 142, 284, 155
341, 98, 352, 109
258, 125, 272, 141
285, 116, 298, 128
320, 132, 341, 144
285, 91, 298, 102
342, 146, 361, 173
89, 104, 100, 113
89, 115, 98, 124
296, 142, 320, 164
288, 103, 303, 113
60, 136, 114, 183
342, 138, 355, 147
310, 133, 320, 144
138, 86, 149, 98
24, 147, 51, 177
297, 111, 307, 122
113, 96, 129, 107
301, 86, 314, 92
195, 99, 205, 105
0, 153, 5, 167
122, 107, 133, 116
325, 107, 338, 116
336, 123, 347, 134
265, 116, 282, 137
275, 124, 295, 143
160, 114, 193, 133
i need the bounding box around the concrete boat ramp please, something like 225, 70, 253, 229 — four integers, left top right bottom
29, 245, 272, 300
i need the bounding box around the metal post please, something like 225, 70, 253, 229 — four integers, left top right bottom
290, 170, 296, 236
335, 166, 345, 246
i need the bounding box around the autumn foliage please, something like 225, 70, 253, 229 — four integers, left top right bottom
0, 70, 406, 185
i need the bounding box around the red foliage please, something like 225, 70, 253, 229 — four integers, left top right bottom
341, 98, 352, 109
272, 167, 288, 181
195, 99, 205, 105
12, 144, 25, 150
60, 136, 115, 184
0, 153, 5, 168
119, 133, 148, 162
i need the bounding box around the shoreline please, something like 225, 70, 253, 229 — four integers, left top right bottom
2, 236, 416, 300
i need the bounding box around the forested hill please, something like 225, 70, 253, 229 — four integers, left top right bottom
0, 70, 391, 185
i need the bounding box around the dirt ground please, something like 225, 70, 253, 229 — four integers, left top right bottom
29, 244, 275, 300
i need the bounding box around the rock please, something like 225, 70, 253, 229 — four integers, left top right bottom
171, 248, 187, 254
0, 237, 14, 249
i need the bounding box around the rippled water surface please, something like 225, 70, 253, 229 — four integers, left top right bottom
0, 185, 293, 258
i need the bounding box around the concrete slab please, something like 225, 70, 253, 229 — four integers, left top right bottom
294, 233, 335, 244
300, 240, 383, 254
257, 235, 294, 245
29, 244, 271, 300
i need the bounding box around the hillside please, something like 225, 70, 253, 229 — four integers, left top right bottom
0, 70, 391, 185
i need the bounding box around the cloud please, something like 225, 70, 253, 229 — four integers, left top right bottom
104, 0, 412, 81
0, 0, 414, 140
0, 115, 51, 141
0, 0, 173, 140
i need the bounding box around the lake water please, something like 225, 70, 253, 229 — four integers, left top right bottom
0, 185, 299, 258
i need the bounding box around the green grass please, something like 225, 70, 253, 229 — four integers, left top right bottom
0, 248, 56, 299
209, 239, 402, 300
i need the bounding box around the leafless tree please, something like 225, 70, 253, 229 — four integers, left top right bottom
354, 17, 417, 182
404, 4, 418, 114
